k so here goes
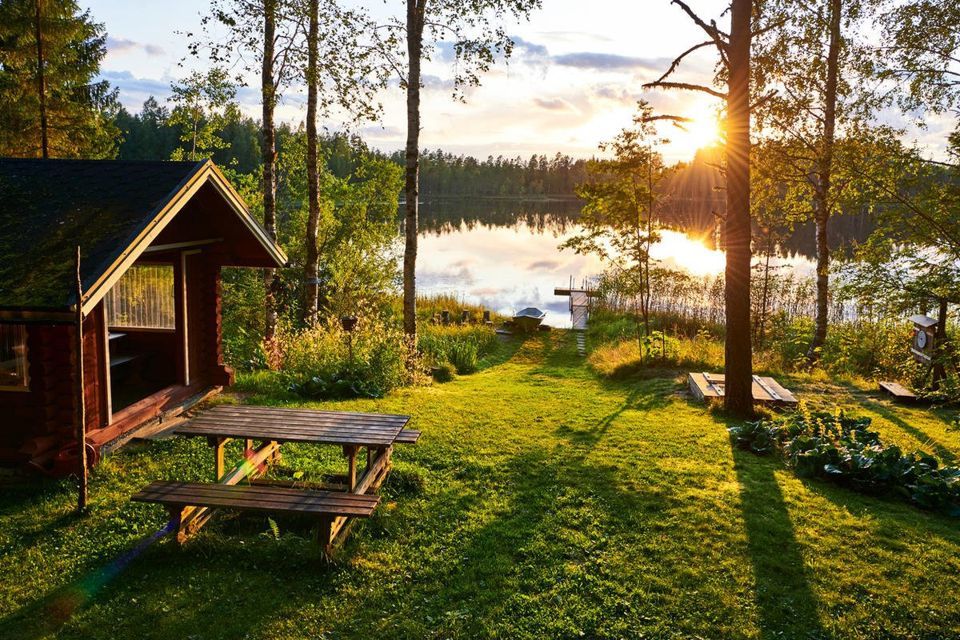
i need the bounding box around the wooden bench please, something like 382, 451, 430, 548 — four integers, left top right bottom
133, 480, 380, 551
394, 429, 421, 444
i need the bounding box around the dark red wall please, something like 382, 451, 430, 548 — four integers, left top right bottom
0, 251, 232, 466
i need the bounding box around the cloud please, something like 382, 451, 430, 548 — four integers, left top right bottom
527, 259, 562, 271
533, 97, 573, 112
511, 35, 549, 59
106, 36, 165, 57
100, 70, 170, 95
422, 74, 456, 91
552, 52, 671, 72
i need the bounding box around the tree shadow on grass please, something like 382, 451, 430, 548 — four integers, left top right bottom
860, 399, 957, 464
331, 447, 668, 638
554, 379, 673, 449
729, 437, 830, 640
0, 516, 349, 640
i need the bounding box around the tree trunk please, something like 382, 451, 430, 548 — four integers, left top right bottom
806, 0, 841, 363
304, 0, 320, 324
402, 0, 424, 341
723, 0, 754, 417
34, 0, 48, 159
262, 0, 278, 343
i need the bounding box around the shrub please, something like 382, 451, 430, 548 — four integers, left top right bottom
417, 324, 497, 374
431, 362, 457, 383
447, 340, 479, 374
277, 320, 416, 399
730, 409, 960, 515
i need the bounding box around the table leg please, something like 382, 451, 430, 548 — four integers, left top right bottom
214, 437, 226, 481
345, 446, 358, 492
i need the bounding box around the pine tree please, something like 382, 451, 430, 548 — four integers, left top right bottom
0, 0, 118, 158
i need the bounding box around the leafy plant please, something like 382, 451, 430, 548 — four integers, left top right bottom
447, 340, 479, 375
730, 409, 960, 515
279, 319, 416, 400
431, 362, 457, 383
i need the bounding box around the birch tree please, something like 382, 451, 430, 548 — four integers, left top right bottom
563, 102, 670, 344
372, 0, 542, 343
752, 0, 889, 363
188, 0, 303, 342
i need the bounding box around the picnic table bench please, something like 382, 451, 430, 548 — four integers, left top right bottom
131, 404, 418, 556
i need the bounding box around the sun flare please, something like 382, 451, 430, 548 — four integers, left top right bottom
682, 114, 722, 148
650, 230, 725, 277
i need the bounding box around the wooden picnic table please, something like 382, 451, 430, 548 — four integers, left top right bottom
133, 404, 419, 555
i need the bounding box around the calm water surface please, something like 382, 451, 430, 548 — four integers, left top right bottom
413, 199, 861, 328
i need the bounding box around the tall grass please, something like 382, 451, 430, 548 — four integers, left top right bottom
587, 306, 931, 388
418, 324, 500, 374
269, 319, 417, 399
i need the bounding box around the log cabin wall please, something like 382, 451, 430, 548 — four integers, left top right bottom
189, 253, 233, 387
0, 308, 106, 463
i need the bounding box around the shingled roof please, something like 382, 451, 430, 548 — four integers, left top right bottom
0, 159, 285, 319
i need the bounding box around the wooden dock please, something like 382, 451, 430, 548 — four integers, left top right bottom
555, 282, 597, 356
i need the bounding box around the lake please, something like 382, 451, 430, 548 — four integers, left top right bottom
413, 199, 871, 328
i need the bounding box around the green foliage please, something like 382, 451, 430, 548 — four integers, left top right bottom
167, 68, 239, 162
730, 409, 960, 515
430, 361, 457, 383
274, 131, 402, 321
404, 148, 589, 197
417, 324, 499, 374
563, 101, 670, 335
279, 319, 416, 400
587, 309, 725, 378
446, 340, 479, 375
0, 0, 119, 158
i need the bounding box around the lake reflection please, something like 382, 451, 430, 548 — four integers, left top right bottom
414, 199, 866, 328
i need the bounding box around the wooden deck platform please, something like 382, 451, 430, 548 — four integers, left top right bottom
879, 381, 918, 402
687, 372, 798, 407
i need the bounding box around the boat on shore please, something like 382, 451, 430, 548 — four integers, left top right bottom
512, 307, 546, 332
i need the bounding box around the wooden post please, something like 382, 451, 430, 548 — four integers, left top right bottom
74, 247, 89, 512
214, 438, 226, 481
345, 445, 357, 492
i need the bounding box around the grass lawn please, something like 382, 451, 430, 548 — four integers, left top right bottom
1, 332, 959, 639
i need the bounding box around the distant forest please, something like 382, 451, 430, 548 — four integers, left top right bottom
114, 97, 591, 197
113, 96, 759, 245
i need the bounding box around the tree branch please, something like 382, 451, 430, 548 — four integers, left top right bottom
642, 80, 726, 100
651, 41, 714, 85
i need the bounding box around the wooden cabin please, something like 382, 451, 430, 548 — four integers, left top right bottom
0, 159, 286, 474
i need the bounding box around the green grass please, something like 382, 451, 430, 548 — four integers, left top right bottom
1, 332, 959, 639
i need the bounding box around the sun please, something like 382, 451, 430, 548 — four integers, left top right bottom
682, 113, 722, 148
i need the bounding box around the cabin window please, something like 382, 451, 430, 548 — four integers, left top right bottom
105, 265, 176, 330
0, 324, 28, 390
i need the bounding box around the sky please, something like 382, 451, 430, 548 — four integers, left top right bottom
83, 0, 952, 162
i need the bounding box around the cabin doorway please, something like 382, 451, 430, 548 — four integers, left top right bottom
104, 263, 182, 414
